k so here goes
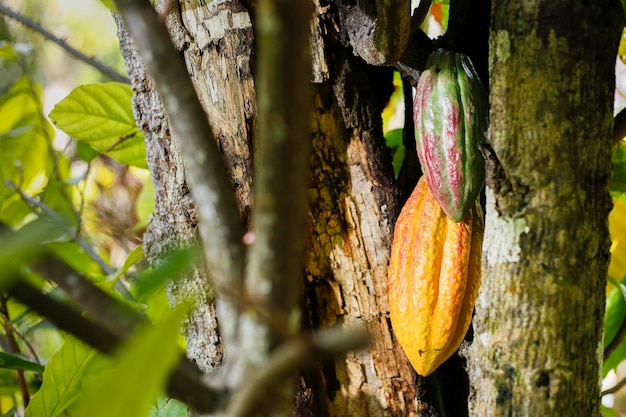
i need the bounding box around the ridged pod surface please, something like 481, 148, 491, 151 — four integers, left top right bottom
414, 49, 487, 222
388, 177, 483, 376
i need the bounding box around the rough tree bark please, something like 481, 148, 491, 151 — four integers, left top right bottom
114, 0, 623, 416
467, 2, 623, 416
116, 0, 424, 415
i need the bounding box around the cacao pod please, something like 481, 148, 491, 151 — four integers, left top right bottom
414, 49, 487, 222
388, 177, 483, 376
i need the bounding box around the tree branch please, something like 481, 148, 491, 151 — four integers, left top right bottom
1, 295, 31, 406
0, 311, 40, 365
6, 279, 227, 413
6, 180, 135, 300
243, 0, 312, 348
110, 0, 246, 301
0, 3, 129, 84
227, 328, 370, 417
602, 374, 626, 396
6, 180, 114, 275
32, 256, 141, 339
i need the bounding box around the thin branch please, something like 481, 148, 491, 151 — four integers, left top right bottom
32, 256, 142, 339
227, 327, 370, 417
7, 279, 227, 413
602, 374, 626, 396
0, 295, 30, 406
0, 3, 129, 84
0, 311, 40, 365
7, 180, 140, 301
6, 180, 114, 275
241, 0, 313, 367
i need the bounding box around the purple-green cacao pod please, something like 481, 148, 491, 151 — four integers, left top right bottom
414, 49, 488, 222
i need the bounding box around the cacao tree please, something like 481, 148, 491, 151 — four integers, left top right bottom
1, 0, 625, 416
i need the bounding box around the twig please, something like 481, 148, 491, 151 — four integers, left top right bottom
6, 180, 140, 301
602, 374, 626, 396
227, 327, 370, 417
0, 311, 41, 365
32, 256, 141, 339
243, 0, 312, 356
0, 3, 129, 84
6, 180, 114, 275
7, 279, 227, 413
0, 295, 30, 406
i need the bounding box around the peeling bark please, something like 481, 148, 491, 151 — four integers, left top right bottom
302, 4, 423, 415
117, 0, 424, 415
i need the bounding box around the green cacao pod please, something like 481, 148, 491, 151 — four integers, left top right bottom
414, 49, 487, 222
388, 177, 483, 376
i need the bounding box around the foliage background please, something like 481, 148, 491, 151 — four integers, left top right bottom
0, 1, 626, 416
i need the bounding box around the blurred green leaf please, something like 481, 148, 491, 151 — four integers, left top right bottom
45, 241, 105, 279
612, 141, 626, 194
106, 245, 144, 286
604, 295, 623, 351
149, 396, 189, 417
385, 129, 404, 178
601, 405, 620, 417
0, 77, 53, 225
49, 83, 147, 168
71, 311, 183, 417
604, 285, 626, 376
25, 338, 98, 417
135, 178, 154, 231
0, 352, 43, 373
0, 220, 59, 289
135, 248, 194, 299
99, 0, 118, 11
0, 408, 16, 417
0, 41, 19, 61
76, 141, 100, 163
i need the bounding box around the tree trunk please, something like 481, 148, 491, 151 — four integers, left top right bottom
302, 6, 415, 415
467, 2, 623, 416
115, 1, 424, 415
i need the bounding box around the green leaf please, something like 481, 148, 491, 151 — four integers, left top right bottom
75, 141, 100, 163
71, 312, 183, 417
99, 0, 118, 11
0, 77, 53, 221
0, 41, 21, 61
0, 352, 43, 373
0, 408, 16, 417
135, 248, 194, 299
135, 178, 155, 231
385, 128, 405, 178
601, 405, 621, 417
149, 396, 189, 417
25, 338, 98, 417
49, 83, 147, 168
45, 241, 105, 279
612, 141, 626, 194
106, 245, 144, 285
0, 220, 59, 290
605, 283, 626, 351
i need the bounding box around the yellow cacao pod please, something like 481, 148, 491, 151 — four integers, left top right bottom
388, 177, 483, 376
